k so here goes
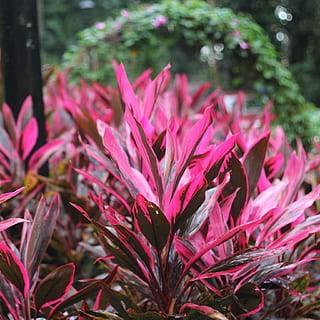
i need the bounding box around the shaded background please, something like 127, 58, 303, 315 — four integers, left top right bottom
41, 0, 320, 106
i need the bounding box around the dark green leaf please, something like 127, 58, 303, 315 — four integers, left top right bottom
231, 283, 264, 317
78, 310, 124, 319
128, 311, 166, 320
243, 133, 270, 195
221, 152, 248, 221
35, 262, 75, 310
0, 242, 29, 298
174, 178, 208, 235
25, 195, 60, 278
135, 196, 170, 252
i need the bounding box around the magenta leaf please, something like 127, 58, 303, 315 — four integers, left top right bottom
28, 139, 65, 171
142, 64, 170, 118
180, 213, 272, 277
168, 107, 213, 198
20, 117, 38, 160
103, 124, 155, 201
116, 64, 141, 117
0, 187, 24, 205
34, 262, 75, 310
0, 218, 28, 233
0, 242, 30, 299
204, 135, 236, 181
125, 106, 164, 202
115, 224, 154, 270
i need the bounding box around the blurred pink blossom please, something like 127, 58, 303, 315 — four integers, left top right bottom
121, 9, 130, 18
240, 40, 249, 50
232, 30, 241, 38
152, 15, 168, 28
95, 22, 106, 30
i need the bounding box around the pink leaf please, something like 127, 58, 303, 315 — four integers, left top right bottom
266, 186, 320, 237
103, 124, 156, 201
124, 106, 164, 203
167, 107, 213, 199
28, 139, 64, 171
116, 64, 141, 119
0, 218, 28, 233
179, 212, 273, 278
142, 64, 171, 118
20, 117, 38, 160
0, 187, 25, 204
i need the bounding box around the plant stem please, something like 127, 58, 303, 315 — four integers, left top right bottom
24, 296, 31, 320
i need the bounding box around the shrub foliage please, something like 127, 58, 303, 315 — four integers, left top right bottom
64, 0, 320, 145
0, 65, 319, 319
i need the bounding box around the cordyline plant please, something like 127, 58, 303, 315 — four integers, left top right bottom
0, 97, 66, 217
0, 189, 66, 319
0, 64, 319, 319
58, 65, 319, 319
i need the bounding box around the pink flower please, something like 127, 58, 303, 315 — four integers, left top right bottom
121, 9, 130, 18
240, 40, 249, 50
95, 22, 106, 30
152, 15, 168, 28
232, 30, 241, 38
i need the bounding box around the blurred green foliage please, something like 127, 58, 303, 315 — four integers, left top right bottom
60, 0, 319, 146
43, 0, 320, 107
42, 0, 150, 63
220, 0, 320, 107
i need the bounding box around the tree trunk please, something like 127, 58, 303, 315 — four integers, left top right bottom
0, 0, 47, 174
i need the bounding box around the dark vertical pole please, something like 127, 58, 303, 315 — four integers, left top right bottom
0, 0, 47, 174
0, 0, 46, 143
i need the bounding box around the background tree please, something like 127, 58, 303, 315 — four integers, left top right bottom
218, 0, 320, 105
0, 0, 47, 173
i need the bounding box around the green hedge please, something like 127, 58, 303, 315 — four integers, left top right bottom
63, 0, 320, 146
